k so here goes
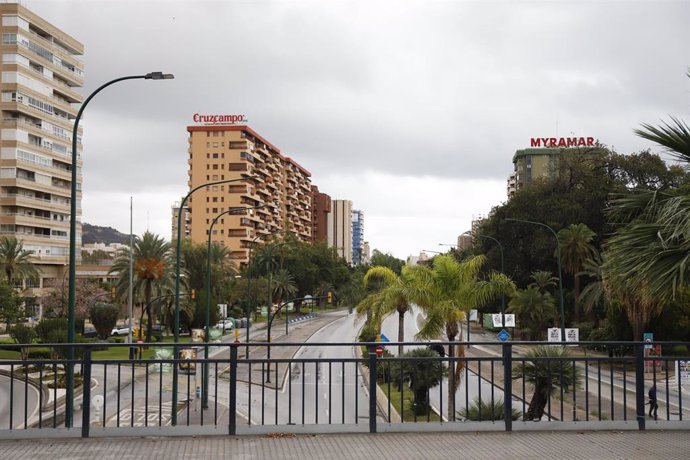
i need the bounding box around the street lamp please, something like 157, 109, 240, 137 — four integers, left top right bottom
504, 218, 565, 341
66, 71, 174, 428
202, 204, 265, 408
172, 176, 253, 425
459, 232, 506, 323
245, 227, 284, 355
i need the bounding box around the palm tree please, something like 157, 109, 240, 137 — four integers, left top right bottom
604, 88, 690, 302
272, 268, 298, 310
577, 252, 606, 327
512, 345, 582, 421
557, 224, 596, 322
530, 270, 557, 293
408, 254, 514, 419
109, 231, 172, 342
508, 285, 556, 340
0, 236, 40, 287
356, 265, 415, 355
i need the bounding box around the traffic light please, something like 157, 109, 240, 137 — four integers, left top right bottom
110, 287, 116, 301
327, 291, 332, 304
191, 289, 196, 300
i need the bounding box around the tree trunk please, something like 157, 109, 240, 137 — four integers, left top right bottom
525, 387, 547, 421
144, 281, 152, 342
446, 322, 459, 420
398, 309, 405, 356
573, 274, 580, 323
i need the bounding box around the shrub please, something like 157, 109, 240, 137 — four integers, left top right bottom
9, 324, 35, 360
90, 303, 119, 339
459, 398, 520, 421
35, 318, 68, 344
27, 348, 52, 360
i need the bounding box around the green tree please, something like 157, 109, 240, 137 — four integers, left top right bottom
409, 254, 514, 419
368, 250, 405, 275
272, 268, 298, 308
90, 303, 120, 340
0, 236, 39, 287
10, 323, 35, 360
508, 285, 556, 340
0, 281, 22, 328
357, 265, 415, 355
109, 231, 172, 342
557, 224, 596, 322
512, 345, 582, 421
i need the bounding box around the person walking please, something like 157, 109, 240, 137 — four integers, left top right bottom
648, 384, 658, 420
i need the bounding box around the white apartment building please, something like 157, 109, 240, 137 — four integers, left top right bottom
0, 3, 84, 294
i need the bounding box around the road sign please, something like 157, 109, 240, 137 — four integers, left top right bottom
643, 332, 654, 350
497, 329, 510, 342
380, 333, 390, 343
469, 309, 478, 321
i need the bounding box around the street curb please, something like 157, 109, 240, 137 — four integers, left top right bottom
354, 342, 402, 423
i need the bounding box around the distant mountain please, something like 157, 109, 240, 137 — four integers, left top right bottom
82, 223, 129, 245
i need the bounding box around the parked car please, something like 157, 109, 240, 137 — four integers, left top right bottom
215, 318, 234, 330
110, 325, 132, 336
82, 327, 98, 338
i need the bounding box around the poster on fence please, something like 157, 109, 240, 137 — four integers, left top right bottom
547, 328, 579, 343
179, 348, 197, 374
676, 360, 690, 389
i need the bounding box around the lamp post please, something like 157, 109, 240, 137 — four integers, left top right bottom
504, 218, 565, 341
202, 204, 265, 408
172, 177, 253, 425
66, 71, 173, 428
245, 228, 283, 355
457, 232, 506, 323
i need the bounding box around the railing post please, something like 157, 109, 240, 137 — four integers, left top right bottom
81, 347, 92, 438
229, 344, 238, 435
635, 343, 646, 431
503, 343, 512, 432
368, 350, 377, 433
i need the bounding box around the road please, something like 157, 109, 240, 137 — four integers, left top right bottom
0, 373, 40, 429
235, 313, 373, 426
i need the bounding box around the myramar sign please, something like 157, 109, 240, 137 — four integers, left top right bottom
530, 137, 596, 148
193, 113, 247, 124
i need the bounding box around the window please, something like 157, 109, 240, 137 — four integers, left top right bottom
212, 164, 218, 170
206, 175, 210, 180
212, 208, 218, 213
213, 142, 218, 147
212, 175, 218, 180
206, 142, 210, 147
206, 197, 209, 202
212, 153, 218, 159
212, 197, 217, 202
221, 142, 225, 147
206, 132, 210, 137
221, 153, 225, 159
206, 153, 210, 159
213, 132, 218, 138
206, 164, 210, 170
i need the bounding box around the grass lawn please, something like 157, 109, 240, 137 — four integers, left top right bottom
380, 381, 443, 422
92, 336, 194, 360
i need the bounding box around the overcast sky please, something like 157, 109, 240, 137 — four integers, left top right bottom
24, 0, 690, 259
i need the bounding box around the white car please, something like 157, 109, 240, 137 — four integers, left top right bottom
215, 319, 234, 330
110, 325, 131, 336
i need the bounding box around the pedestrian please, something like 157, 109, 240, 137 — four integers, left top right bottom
648, 384, 658, 420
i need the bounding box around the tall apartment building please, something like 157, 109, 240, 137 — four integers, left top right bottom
0, 3, 84, 295
185, 123, 312, 265
351, 209, 364, 265
327, 199, 352, 264
310, 185, 330, 243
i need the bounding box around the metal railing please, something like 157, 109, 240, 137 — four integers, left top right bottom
0, 340, 688, 438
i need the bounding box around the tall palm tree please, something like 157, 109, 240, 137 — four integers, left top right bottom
272, 268, 298, 310
408, 255, 514, 419
356, 265, 415, 355
557, 224, 596, 322
109, 231, 172, 342
0, 236, 40, 287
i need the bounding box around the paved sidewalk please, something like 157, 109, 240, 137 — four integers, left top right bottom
1, 430, 689, 459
